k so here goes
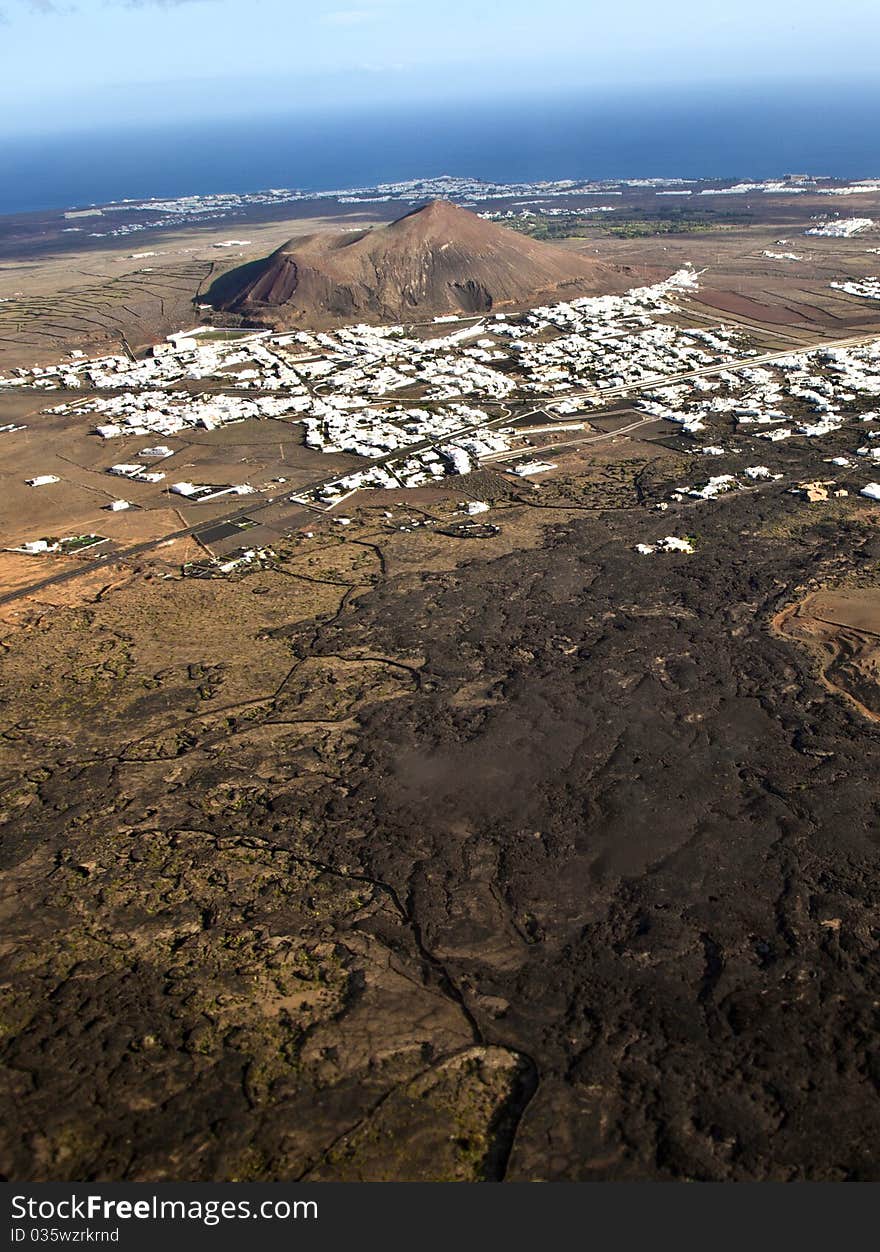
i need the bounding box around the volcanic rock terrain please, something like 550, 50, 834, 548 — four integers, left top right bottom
207, 200, 629, 326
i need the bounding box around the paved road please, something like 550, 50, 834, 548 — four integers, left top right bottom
480, 414, 665, 464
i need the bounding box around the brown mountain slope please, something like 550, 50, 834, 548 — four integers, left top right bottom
206, 199, 632, 327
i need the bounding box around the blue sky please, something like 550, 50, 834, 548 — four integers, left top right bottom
2, 0, 879, 137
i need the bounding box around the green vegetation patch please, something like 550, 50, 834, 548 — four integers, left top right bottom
506, 207, 752, 241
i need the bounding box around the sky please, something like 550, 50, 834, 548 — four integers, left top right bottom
2, 0, 880, 138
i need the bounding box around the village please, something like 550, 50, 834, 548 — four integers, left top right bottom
25, 172, 880, 271
3, 260, 880, 570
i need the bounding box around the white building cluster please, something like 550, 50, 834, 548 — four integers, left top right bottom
636, 536, 695, 555
806, 218, 875, 238
506, 269, 749, 397
831, 277, 880, 301
633, 337, 880, 499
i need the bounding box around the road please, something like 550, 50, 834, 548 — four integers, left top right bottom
480, 414, 664, 464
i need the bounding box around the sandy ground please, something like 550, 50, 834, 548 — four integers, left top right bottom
774, 577, 880, 722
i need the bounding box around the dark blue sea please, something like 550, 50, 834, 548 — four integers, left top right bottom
2, 82, 879, 216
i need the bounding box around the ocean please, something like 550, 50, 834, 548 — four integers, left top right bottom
2, 82, 879, 216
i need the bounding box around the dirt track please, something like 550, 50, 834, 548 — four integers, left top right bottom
773, 587, 880, 723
